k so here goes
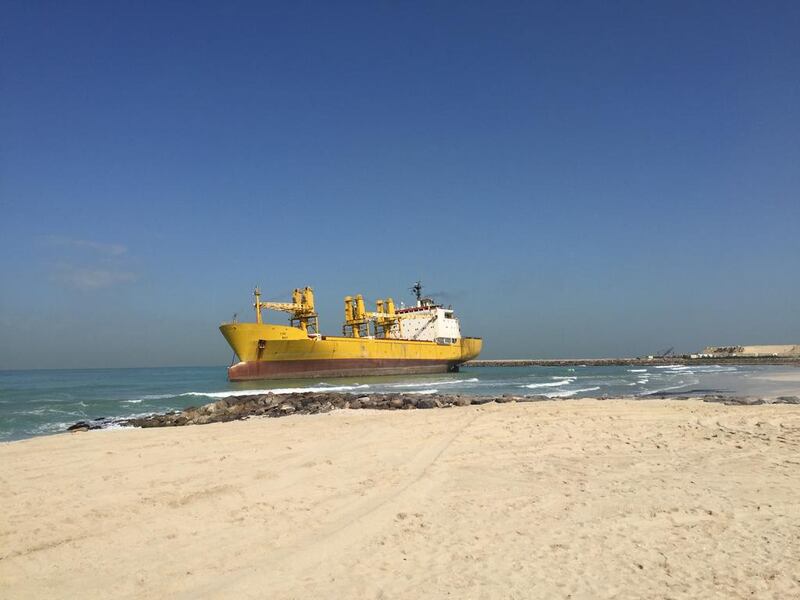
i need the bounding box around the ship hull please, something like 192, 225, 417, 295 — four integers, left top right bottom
228, 358, 454, 381
219, 323, 482, 382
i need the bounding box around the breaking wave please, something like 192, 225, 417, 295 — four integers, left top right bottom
639, 383, 690, 396
388, 378, 479, 389
544, 386, 601, 398
180, 384, 372, 399
521, 378, 576, 389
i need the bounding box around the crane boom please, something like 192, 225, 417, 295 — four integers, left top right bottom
258, 301, 304, 313
253, 286, 319, 334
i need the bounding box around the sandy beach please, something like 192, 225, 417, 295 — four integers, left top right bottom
2, 398, 799, 599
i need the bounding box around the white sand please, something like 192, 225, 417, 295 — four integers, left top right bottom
2, 399, 800, 599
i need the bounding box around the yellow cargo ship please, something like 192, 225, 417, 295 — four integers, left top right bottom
220, 283, 482, 381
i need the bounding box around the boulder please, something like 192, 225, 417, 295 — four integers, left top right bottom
67, 422, 91, 432
775, 396, 800, 404
471, 396, 493, 405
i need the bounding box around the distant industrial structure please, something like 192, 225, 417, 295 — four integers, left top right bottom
692, 344, 800, 358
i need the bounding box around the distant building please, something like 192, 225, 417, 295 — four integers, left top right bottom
700, 344, 800, 357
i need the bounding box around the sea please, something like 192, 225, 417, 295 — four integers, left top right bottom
0, 364, 795, 442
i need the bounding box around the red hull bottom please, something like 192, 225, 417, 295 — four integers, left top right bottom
227, 358, 458, 381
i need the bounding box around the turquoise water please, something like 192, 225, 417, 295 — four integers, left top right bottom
0, 364, 795, 441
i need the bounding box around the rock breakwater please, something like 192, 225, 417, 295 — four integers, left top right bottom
65, 392, 538, 431
65, 392, 800, 432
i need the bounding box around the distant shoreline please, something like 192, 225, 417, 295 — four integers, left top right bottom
466, 357, 800, 367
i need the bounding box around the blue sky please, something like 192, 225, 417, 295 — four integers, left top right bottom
1, 1, 798, 368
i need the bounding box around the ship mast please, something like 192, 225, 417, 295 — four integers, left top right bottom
411, 281, 423, 306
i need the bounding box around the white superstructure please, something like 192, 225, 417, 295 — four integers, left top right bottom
396, 301, 462, 344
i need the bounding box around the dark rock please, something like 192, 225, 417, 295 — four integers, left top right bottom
470, 396, 494, 405
775, 396, 800, 404
67, 422, 90, 432
703, 395, 765, 405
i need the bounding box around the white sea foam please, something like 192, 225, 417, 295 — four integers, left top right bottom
628, 369, 647, 373
545, 386, 601, 398
692, 366, 738, 373
409, 389, 438, 395
639, 383, 689, 396
521, 379, 575, 389
123, 399, 144, 404
654, 365, 686, 369
33, 421, 72, 434
139, 393, 179, 401
388, 378, 479, 389
180, 384, 371, 399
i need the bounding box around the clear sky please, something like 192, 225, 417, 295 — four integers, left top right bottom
1, 1, 799, 369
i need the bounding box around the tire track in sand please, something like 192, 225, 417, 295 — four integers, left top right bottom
187, 409, 481, 599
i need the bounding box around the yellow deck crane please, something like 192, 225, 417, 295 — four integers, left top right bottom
253, 286, 319, 334
343, 294, 402, 338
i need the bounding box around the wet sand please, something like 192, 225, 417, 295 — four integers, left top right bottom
2, 399, 800, 598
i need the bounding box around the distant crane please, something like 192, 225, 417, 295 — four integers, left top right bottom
656, 347, 675, 358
